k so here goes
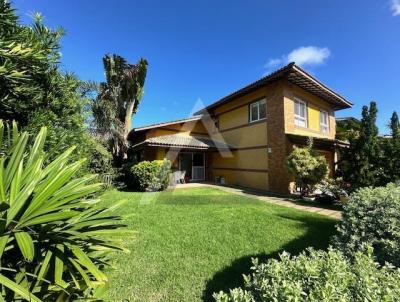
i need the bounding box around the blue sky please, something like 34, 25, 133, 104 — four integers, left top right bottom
13, 0, 400, 134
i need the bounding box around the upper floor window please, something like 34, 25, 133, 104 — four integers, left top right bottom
320, 110, 329, 133
249, 99, 267, 123
294, 98, 307, 127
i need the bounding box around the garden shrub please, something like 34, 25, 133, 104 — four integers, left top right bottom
157, 159, 172, 190
214, 247, 400, 302
286, 139, 329, 196
334, 183, 400, 267
128, 159, 171, 191
315, 177, 349, 204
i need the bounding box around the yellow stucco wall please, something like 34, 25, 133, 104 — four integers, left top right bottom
214, 89, 267, 116
219, 122, 267, 147
211, 148, 268, 170
219, 106, 248, 130
146, 120, 208, 139
211, 169, 269, 191
206, 85, 279, 190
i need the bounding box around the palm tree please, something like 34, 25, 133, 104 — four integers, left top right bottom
93, 55, 148, 165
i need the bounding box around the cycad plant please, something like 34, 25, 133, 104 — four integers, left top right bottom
0, 120, 128, 301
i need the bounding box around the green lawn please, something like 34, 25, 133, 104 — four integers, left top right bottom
100, 187, 337, 302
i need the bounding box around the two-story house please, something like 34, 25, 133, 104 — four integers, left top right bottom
128, 63, 352, 194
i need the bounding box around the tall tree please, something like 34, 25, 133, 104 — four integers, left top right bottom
382, 111, 400, 183
0, 2, 63, 124
0, 0, 111, 175
342, 102, 382, 188
390, 111, 400, 140
93, 54, 148, 165
335, 117, 361, 141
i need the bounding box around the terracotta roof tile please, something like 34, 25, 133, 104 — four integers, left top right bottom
133, 134, 234, 150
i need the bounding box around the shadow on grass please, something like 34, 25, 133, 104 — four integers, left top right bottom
202, 213, 337, 302
218, 184, 343, 211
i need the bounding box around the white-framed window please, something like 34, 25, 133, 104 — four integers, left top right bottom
249, 98, 267, 123
294, 98, 307, 127
320, 110, 329, 134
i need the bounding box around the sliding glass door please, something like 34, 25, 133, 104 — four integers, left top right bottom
179, 152, 205, 181
192, 152, 205, 181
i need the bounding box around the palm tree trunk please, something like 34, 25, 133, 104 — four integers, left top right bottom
123, 100, 136, 159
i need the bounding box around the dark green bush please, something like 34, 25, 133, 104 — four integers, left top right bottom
334, 183, 400, 266
127, 159, 171, 191
214, 247, 400, 302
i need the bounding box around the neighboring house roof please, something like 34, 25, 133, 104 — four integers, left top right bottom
336, 117, 360, 122
131, 134, 235, 151
195, 63, 352, 115
131, 116, 203, 133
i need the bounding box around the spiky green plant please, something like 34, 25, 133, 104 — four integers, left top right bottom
0, 120, 129, 301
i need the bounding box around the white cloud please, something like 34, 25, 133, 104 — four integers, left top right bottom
265, 58, 282, 68
287, 46, 330, 66
391, 0, 400, 16
264, 46, 331, 74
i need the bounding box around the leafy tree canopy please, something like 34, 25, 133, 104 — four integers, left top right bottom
341, 102, 382, 188
0, 0, 111, 175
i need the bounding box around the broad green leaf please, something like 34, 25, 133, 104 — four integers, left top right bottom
0, 158, 6, 203
22, 159, 86, 219
20, 211, 78, 227
36, 250, 52, 286
7, 176, 41, 228
9, 160, 22, 205
11, 121, 18, 146
0, 120, 3, 148
68, 271, 80, 290
54, 245, 68, 288
25, 127, 46, 167
0, 273, 42, 302
5, 131, 27, 189
68, 257, 93, 288
15, 232, 34, 261
71, 246, 107, 282
105, 199, 128, 212
41, 146, 76, 178
0, 235, 9, 259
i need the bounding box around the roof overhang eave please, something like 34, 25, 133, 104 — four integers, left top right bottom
194, 63, 352, 115
131, 141, 235, 151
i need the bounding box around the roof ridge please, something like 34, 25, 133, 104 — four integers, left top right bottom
132, 115, 202, 132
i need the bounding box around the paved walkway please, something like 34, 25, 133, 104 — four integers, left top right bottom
172, 182, 342, 219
